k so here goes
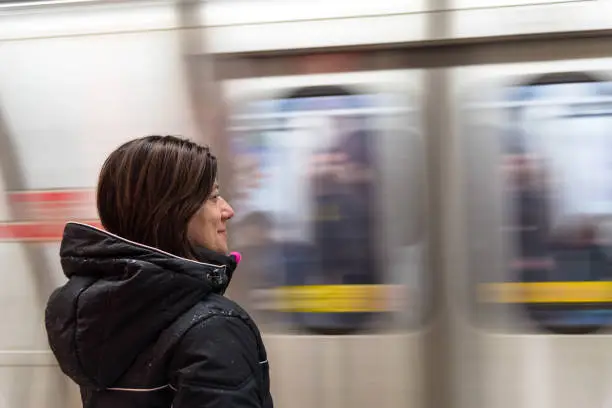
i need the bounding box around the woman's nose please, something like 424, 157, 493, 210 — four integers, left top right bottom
221, 198, 235, 220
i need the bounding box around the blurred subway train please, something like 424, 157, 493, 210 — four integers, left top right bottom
3, 1, 612, 408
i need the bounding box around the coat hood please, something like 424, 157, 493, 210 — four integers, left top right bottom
45, 222, 238, 390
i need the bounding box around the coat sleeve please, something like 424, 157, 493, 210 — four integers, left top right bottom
169, 315, 263, 408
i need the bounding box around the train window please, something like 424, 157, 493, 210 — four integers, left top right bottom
466, 73, 612, 334
227, 84, 424, 334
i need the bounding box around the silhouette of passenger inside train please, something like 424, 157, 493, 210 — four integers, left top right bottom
503, 135, 553, 283
283, 115, 381, 334
548, 216, 611, 282
309, 116, 379, 287
503, 130, 611, 283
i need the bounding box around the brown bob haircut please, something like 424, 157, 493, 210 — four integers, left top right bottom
97, 135, 217, 259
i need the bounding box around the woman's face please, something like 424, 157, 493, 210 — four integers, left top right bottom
187, 183, 235, 254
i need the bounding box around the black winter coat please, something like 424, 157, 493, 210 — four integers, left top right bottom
45, 222, 273, 408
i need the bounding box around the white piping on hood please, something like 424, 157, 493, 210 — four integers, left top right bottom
65, 222, 226, 270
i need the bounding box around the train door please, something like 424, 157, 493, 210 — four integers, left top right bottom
222, 67, 427, 408
452, 58, 612, 408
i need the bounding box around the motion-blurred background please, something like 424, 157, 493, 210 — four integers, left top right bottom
2, 1, 612, 407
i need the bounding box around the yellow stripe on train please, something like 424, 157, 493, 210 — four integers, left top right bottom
253, 285, 406, 313
478, 282, 612, 303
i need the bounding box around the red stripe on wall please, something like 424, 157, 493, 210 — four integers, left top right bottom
0, 221, 103, 242
8, 190, 95, 203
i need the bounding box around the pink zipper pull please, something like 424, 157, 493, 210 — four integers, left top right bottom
230, 251, 242, 265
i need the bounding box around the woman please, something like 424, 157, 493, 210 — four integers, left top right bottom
45, 135, 273, 408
